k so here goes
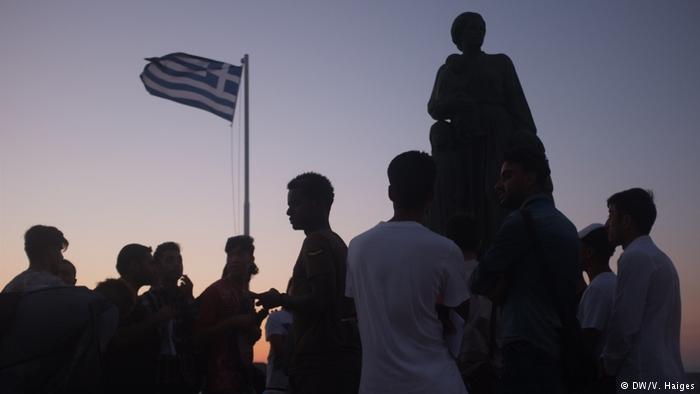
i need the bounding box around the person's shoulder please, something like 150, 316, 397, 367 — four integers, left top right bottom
348, 223, 384, 246
483, 52, 513, 64
303, 230, 345, 255
199, 279, 225, 299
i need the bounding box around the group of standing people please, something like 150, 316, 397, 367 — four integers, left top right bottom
0, 146, 689, 394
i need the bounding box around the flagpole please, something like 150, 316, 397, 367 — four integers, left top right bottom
242, 54, 250, 236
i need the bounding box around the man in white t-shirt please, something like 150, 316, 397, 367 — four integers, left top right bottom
576, 224, 616, 360
346, 151, 470, 394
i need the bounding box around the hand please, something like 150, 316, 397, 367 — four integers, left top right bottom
252, 288, 283, 309
178, 275, 194, 299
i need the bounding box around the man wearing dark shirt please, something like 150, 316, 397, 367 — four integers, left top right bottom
471, 147, 580, 394
195, 235, 264, 394
255, 172, 361, 394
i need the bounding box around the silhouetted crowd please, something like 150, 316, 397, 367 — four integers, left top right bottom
0, 147, 689, 394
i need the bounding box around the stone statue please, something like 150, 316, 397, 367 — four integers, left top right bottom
428, 12, 544, 249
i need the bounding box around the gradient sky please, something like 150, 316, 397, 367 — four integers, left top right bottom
1, 0, 699, 368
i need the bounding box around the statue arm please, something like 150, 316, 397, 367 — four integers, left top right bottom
428, 64, 469, 121
502, 55, 537, 134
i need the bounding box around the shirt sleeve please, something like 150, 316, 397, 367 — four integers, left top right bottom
471, 211, 528, 294
602, 250, 655, 374
303, 233, 335, 278
441, 243, 471, 307
345, 240, 356, 298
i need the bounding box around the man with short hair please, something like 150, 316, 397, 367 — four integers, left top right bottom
195, 235, 265, 394
141, 242, 199, 394
3, 225, 68, 293
471, 146, 580, 394
116, 243, 158, 296
104, 243, 172, 394
576, 224, 616, 359
255, 172, 361, 394
602, 188, 685, 389
345, 151, 469, 394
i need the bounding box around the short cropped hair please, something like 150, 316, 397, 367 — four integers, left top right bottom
445, 213, 480, 252
287, 172, 335, 209
502, 146, 553, 193
388, 151, 436, 211
580, 227, 615, 260
225, 235, 255, 255
116, 244, 152, 277
24, 225, 69, 261
607, 188, 657, 235
154, 242, 180, 263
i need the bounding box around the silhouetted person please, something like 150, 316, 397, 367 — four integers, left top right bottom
195, 235, 265, 394
576, 224, 616, 358
602, 188, 685, 391
428, 12, 543, 247
575, 224, 617, 394
470, 146, 579, 394
103, 244, 173, 394
445, 213, 499, 394
57, 259, 77, 286
140, 242, 200, 394
255, 172, 361, 394
0, 226, 117, 394
345, 152, 470, 394
3, 225, 68, 293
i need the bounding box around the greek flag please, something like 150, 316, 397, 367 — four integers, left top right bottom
140, 53, 242, 121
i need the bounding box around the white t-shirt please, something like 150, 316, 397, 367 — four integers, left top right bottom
577, 271, 616, 357
264, 309, 293, 393
346, 221, 470, 394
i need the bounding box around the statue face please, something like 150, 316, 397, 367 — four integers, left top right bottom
459, 15, 485, 50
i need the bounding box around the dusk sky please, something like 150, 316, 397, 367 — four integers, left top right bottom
1, 1, 699, 368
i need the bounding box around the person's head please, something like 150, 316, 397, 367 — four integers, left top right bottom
116, 243, 155, 287
578, 224, 615, 274
24, 225, 69, 271
451, 12, 486, 51
606, 188, 657, 248
286, 172, 334, 231
153, 242, 183, 286
56, 259, 77, 286
94, 278, 137, 320
224, 235, 256, 283
445, 213, 480, 257
387, 151, 436, 213
495, 146, 552, 209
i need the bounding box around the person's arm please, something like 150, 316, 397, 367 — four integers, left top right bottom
470, 211, 528, 299
256, 234, 335, 313
602, 250, 655, 375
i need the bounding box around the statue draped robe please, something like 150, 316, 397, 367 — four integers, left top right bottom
428, 52, 542, 249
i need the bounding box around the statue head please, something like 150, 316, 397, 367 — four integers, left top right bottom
451, 12, 486, 52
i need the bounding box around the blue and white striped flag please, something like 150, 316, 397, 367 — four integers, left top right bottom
140, 52, 242, 121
